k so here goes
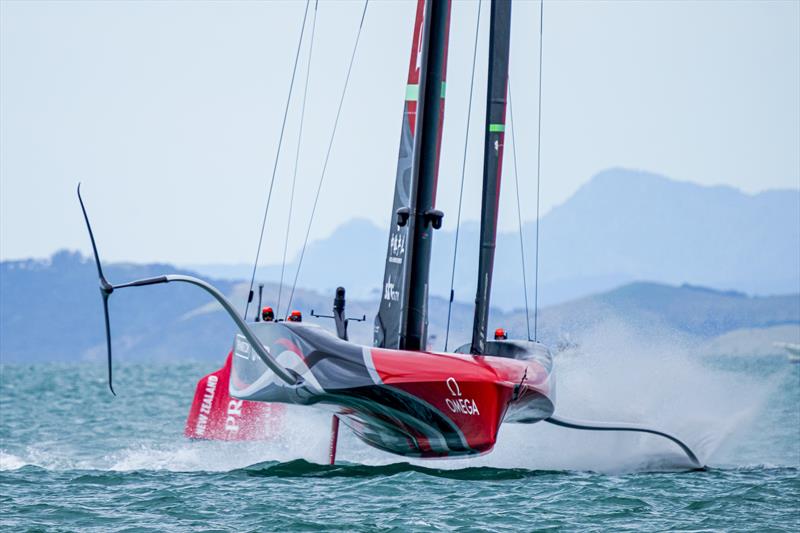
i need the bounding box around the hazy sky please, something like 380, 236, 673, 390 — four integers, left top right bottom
2, 0, 798, 265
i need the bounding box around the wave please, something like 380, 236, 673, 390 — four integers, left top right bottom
239, 459, 555, 480
0, 451, 28, 471
5, 450, 796, 483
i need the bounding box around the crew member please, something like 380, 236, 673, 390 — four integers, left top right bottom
262, 306, 275, 322
494, 328, 508, 340
288, 310, 303, 322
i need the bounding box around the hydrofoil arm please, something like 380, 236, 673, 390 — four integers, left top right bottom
122, 274, 298, 386
545, 415, 702, 468
77, 184, 298, 393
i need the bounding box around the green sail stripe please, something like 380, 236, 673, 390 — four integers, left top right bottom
489, 124, 505, 132
405, 82, 447, 101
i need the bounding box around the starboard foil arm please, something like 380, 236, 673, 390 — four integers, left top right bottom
77, 184, 298, 391
545, 415, 702, 468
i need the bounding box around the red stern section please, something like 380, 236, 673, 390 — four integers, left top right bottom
184, 352, 284, 441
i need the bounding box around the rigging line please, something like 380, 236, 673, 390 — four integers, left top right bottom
285, 0, 369, 317
533, 0, 544, 341
508, 84, 531, 341
278, 0, 318, 316
243, 0, 312, 321
444, 0, 482, 352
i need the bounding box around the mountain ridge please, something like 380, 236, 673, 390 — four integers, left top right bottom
1, 251, 797, 362
184, 168, 800, 306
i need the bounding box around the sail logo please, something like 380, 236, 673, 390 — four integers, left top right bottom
414, 6, 424, 76
445, 377, 480, 416
384, 276, 400, 303
389, 232, 405, 264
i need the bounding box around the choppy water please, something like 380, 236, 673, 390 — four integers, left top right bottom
2, 339, 799, 531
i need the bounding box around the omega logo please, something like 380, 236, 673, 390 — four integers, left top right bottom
446, 377, 461, 397
444, 377, 480, 416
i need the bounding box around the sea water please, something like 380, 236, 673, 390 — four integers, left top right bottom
1, 335, 798, 531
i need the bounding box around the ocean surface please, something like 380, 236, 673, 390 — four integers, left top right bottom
1, 344, 798, 531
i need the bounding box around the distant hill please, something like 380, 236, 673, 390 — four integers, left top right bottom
530, 282, 800, 341
0, 250, 388, 363
0, 251, 232, 363
186, 168, 800, 308
1, 251, 797, 362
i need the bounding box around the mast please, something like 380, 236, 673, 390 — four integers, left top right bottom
471, 0, 512, 355
374, 0, 451, 351
401, 0, 450, 351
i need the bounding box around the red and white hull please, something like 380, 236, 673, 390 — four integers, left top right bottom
218, 322, 553, 458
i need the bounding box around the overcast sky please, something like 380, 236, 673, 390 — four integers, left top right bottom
2, 0, 798, 266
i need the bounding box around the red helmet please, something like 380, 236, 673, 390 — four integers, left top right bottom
494, 327, 507, 340
288, 310, 302, 322
262, 306, 275, 321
